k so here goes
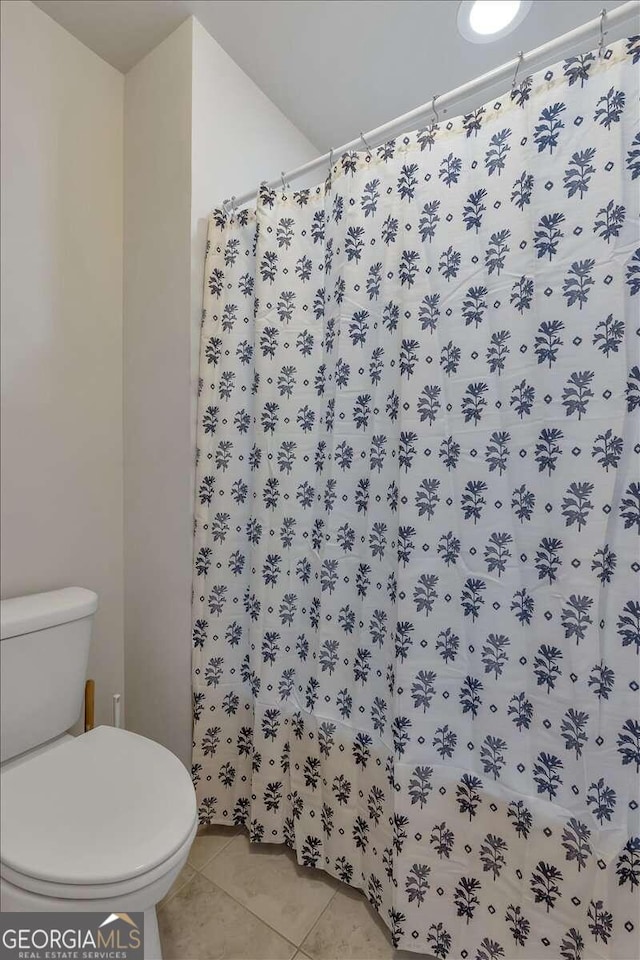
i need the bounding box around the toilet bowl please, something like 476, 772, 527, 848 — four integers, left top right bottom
1, 727, 197, 959
0, 589, 197, 960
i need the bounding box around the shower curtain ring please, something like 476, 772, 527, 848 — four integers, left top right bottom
511, 51, 524, 91
598, 8, 607, 58
281, 171, 288, 194
360, 131, 373, 157
327, 148, 334, 180
432, 95, 440, 124
231, 196, 238, 216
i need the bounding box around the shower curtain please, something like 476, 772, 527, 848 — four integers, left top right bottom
192, 36, 639, 959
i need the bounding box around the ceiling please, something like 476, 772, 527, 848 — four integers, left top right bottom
33, 0, 634, 150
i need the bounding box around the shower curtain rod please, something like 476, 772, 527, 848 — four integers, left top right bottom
225, 0, 640, 211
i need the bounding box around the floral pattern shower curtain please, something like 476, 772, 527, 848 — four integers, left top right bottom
192, 36, 639, 959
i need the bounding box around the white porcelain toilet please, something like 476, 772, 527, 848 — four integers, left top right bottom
0, 588, 197, 959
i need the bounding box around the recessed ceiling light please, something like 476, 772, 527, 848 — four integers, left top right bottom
458, 0, 533, 43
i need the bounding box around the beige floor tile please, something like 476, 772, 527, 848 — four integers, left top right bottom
159, 863, 197, 908
293, 954, 313, 960
395, 953, 435, 960
188, 825, 239, 870
202, 835, 337, 946
301, 885, 395, 960
158, 872, 296, 960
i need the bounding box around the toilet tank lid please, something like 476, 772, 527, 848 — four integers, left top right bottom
0, 588, 98, 640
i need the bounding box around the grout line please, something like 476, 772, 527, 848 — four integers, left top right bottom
160, 849, 409, 960
188, 830, 237, 872
161, 831, 240, 908
158, 871, 298, 960
202, 874, 299, 953
296, 888, 337, 955
157, 868, 196, 911
193, 839, 336, 951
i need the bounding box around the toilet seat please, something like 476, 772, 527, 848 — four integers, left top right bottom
0, 824, 197, 901
0, 726, 197, 896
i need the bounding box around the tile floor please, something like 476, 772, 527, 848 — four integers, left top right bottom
158, 826, 434, 960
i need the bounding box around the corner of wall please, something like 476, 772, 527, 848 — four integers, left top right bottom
122, 12, 317, 767
1, 0, 125, 729
123, 16, 194, 766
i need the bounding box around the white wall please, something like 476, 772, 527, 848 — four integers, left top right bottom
124, 17, 317, 766
0, 3, 316, 763
0, 0, 124, 728
123, 17, 193, 764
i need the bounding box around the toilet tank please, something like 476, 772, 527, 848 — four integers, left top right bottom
0, 588, 98, 762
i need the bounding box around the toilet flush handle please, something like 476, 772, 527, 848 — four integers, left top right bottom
112, 693, 122, 729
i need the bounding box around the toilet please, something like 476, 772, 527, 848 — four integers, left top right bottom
0, 588, 197, 959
